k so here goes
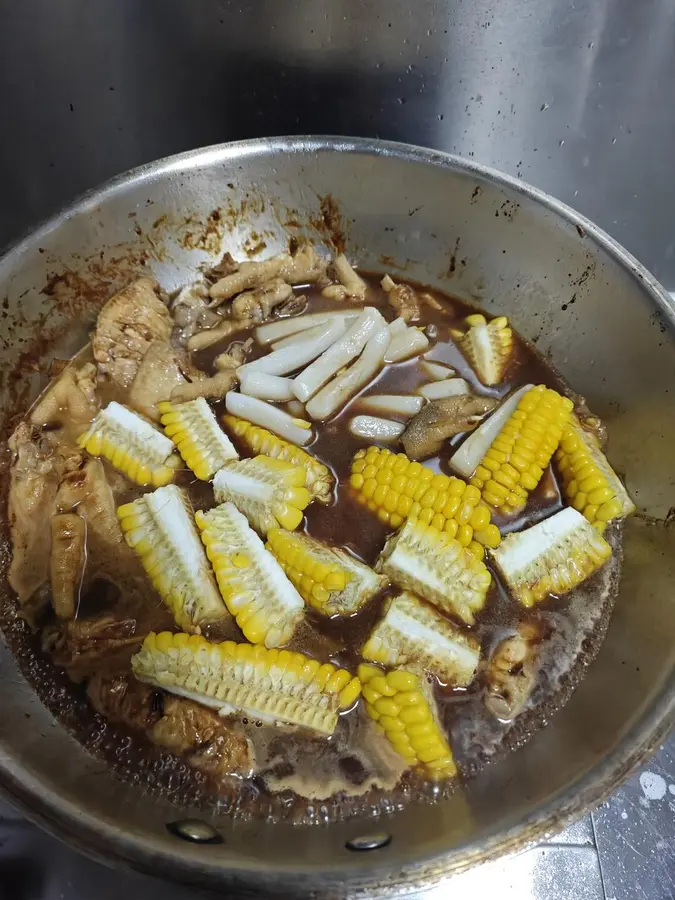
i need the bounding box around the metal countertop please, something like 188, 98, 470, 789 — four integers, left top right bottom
0, 2, 673, 898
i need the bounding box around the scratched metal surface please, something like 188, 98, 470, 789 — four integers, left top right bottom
1, 764, 674, 900
0, 1, 674, 898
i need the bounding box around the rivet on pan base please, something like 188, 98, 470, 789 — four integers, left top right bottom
166, 819, 223, 844
345, 833, 392, 851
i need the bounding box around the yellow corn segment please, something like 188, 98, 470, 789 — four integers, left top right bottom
358, 664, 456, 778
213, 455, 311, 535
362, 592, 480, 686
223, 414, 333, 503
78, 400, 181, 487
132, 631, 362, 736
491, 506, 612, 607
451, 313, 513, 386
349, 446, 501, 556
196, 503, 304, 647
554, 417, 635, 532
266, 528, 386, 616
470, 385, 574, 515
159, 398, 238, 481
376, 518, 491, 626
117, 485, 229, 631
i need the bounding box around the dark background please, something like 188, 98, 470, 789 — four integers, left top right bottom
1, 0, 675, 291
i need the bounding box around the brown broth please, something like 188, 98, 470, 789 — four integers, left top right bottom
0, 272, 623, 823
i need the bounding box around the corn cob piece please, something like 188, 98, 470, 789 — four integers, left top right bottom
362, 592, 480, 686
78, 401, 180, 487
212, 456, 311, 535
117, 485, 228, 631
376, 519, 492, 625
358, 664, 456, 778
158, 398, 238, 481
451, 313, 513, 386
449, 385, 531, 479
491, 506, 612, 607
223, 414, 333, 504
554, 417, 635, 532
132, 631, 362, 736
464, 385, 574, 515
266, 528, 386, 616
196, 503, 304, 647
349, 446, 501, 555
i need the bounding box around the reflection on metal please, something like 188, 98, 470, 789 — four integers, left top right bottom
345, 833, 392, 852
166, 819, 223, 845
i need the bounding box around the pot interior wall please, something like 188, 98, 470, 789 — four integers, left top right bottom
0, 139, 673, 895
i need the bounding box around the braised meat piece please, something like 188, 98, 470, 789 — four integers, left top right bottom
127, 341, 189, 421
7, 422, 84, 605
381, 274, 421, 322
88, 674, 254, 782
50, 513, 86, 620
484, 622, 542, 721
402, 395, 497, 460
208, 243, 326, 304
92, 278, 173, 387
46, 616, 145, 681
231, 278, 293, 323
171, 281, 222, 345
322, 254, 367, 302
30, 362, 99, 434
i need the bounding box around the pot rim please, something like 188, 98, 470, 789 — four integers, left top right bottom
1, 136, 673, 895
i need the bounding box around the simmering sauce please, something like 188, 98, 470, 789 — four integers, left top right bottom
0, 273, 623, 824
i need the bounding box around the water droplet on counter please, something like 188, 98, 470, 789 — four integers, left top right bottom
639, 771, 666, 801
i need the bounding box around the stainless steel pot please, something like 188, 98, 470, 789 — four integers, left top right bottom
0, 137, 673, 898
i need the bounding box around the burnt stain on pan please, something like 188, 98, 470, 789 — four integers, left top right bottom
309, 194, 348, 254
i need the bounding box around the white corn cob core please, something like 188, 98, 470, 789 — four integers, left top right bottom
364, 592, 480, 686
120, 485, 225, 628
96, 401, 174, 463
491, 506, 612, 605
378, 520, 491, 625
145, 487, 217, 597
